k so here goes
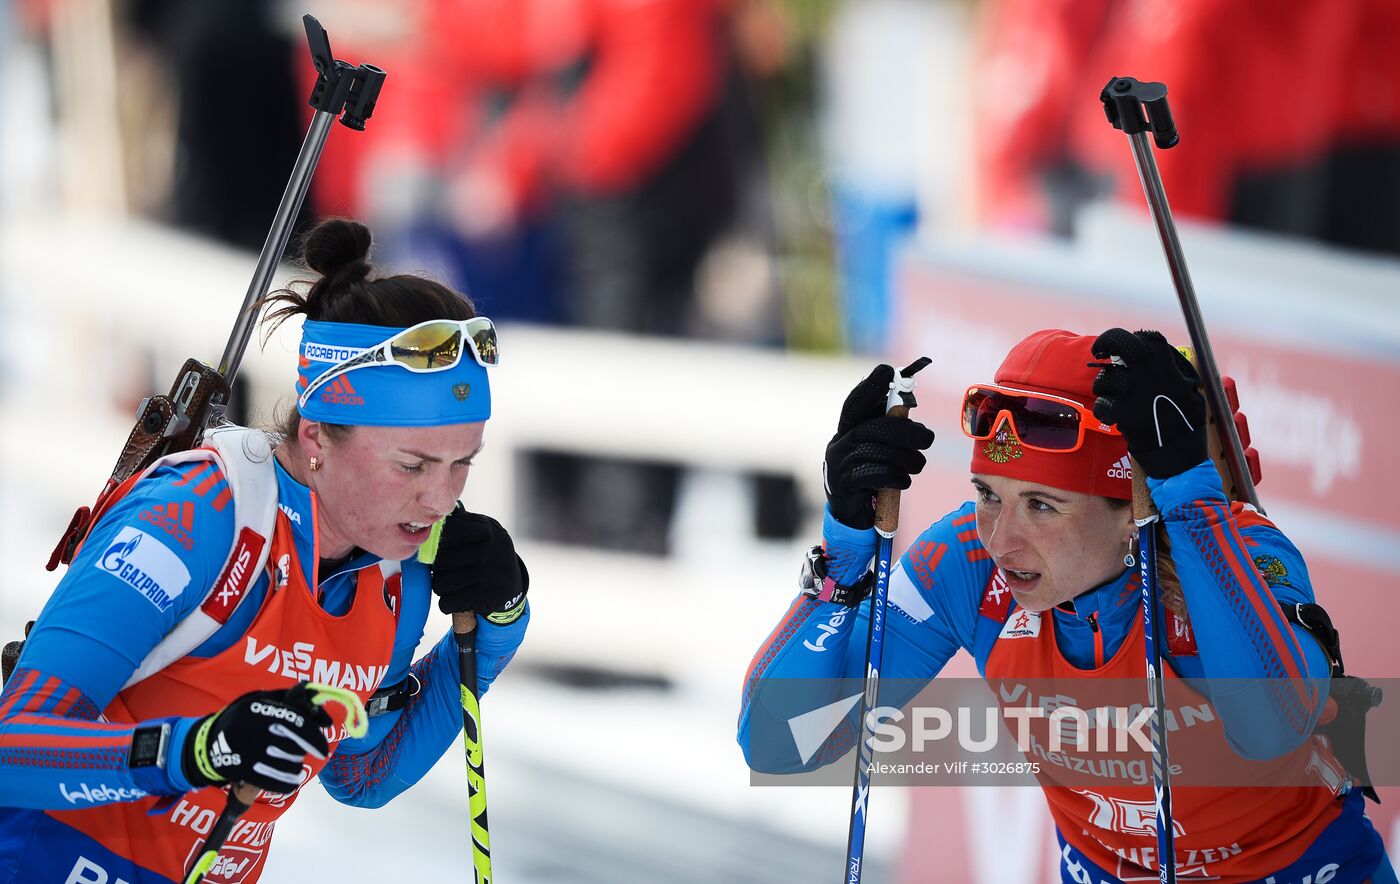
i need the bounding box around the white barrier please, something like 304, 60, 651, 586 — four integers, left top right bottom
0, 216, 871, 680
0, 214, 884, 516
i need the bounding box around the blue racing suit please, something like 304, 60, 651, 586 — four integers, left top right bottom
0, 449, 527, 881
739, 461, 1390, 883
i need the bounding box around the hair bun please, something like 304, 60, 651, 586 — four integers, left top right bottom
303, 218, 372, 281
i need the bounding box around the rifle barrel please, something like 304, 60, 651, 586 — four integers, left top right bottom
216, 109, 337, 385
1126, 129, 1261, 512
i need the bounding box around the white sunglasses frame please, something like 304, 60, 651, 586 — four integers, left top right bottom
297, 317, 498, 411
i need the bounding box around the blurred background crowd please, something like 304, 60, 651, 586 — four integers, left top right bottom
2, 0, 1398, 880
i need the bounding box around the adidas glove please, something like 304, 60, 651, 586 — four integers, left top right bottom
1090, 328, 1207, 480
182, 682, 332, 795
428, 505, 529, 626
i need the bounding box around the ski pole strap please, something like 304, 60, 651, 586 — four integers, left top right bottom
798, 545, 875, 606
302, 682, 369, 738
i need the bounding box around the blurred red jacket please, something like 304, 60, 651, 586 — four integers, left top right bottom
312, 0, 730, 219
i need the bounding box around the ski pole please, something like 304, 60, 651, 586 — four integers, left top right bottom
455, 613, 493, 883
184, 684, 368, 884
1098, 76, 1260, 512
183, 782, 260, 884
845, 357, 931, 884
419, 518, 493, 882
1127, 460, 1176, 884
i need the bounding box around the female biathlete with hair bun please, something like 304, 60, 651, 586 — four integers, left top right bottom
0, 219, 529, 882
739, 329, 1395, 883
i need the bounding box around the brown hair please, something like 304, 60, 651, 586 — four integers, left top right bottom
260, 218, 477, 440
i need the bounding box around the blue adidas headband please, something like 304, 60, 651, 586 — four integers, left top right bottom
296, 320, 492, 426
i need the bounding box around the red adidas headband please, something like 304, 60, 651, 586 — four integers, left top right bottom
968, 329, 1131, 500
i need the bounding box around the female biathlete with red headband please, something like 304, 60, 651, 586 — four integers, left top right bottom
0, 219, 529, 882
739, 329, 1394, 883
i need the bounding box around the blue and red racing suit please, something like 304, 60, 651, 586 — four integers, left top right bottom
739, 461, 1390, 883
0, 440, 527, 883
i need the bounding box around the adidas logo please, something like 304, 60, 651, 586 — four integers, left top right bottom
210, 733, 240, 768
319, 376, 364, 406
1106, 456, 1132, 480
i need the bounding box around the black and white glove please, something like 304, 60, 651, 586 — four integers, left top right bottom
823, 364, 935, 529
1091, 328, 1207, 480
182, 682, 331, 794
428, 505, 528, 625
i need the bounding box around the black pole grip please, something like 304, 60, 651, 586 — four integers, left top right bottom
1101, 76, 1179, 149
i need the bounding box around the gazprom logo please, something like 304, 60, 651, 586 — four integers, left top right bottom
303, 341, 368, 363
96, 526, 191, 612
101, 532, 141, 572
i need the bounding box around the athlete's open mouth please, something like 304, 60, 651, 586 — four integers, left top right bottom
1001, 567, 1041, 584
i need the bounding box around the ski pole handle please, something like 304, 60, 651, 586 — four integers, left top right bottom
873, 483, 903, 535
182, 683, 368, 884
872, 357, 932, 536
183, 782, 259, 884
454, 611, 493, 883
872, 450, 906, 538
1129, 456, 1157, 525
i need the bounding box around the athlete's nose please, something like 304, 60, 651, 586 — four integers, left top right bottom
979, 508, 1024, 560
419, 473, 461, 519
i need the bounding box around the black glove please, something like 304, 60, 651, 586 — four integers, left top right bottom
182, 682, 332, 794
823, 364, 935, 529
1091, 328, 1207, 480
429, 505, 529, 625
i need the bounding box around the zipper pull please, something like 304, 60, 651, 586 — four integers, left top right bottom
1086, 612, 1100, 633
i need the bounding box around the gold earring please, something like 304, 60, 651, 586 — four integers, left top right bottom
309, 457, 321, 472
